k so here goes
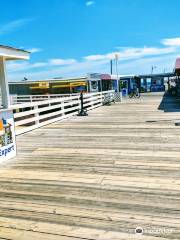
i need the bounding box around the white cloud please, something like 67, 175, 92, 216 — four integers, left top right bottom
8, 54, 176, 81
86, 1, 95, 6
7, 57, 78, 73
27, 48, 42, 54
7, 61, 47, 72
162, 37, 180, 47
84, 54, 106, 61
6, 37, 179, 81
31, 62, 47, 68
8, 53, 177, 81
7, 58, 108, 80
117, 54, 176, 75
0, 18, 34, 35
84, 46, 176, 62
49, 58, 77, 66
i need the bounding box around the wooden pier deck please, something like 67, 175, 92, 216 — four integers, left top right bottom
0, 93, 180, 239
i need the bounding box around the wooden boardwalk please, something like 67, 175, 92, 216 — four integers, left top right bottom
0, 93, 180, 239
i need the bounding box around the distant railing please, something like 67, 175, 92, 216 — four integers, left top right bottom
10, 93, 78, 105
12, 91, 115, 135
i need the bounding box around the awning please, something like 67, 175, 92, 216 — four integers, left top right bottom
30, 86, 49, 89
175, 58, 180, 74
52, 82, 87, 88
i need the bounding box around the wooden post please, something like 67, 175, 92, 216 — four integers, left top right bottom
34, 105, 39, 126
61, 100, 65, 116
100, 92, 103, 105
0, 57, 10, 108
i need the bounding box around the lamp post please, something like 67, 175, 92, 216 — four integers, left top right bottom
110, 59, 113, 75
151, 65, 157, 74
115, 54, 119, 91
115, 53, 122, 101
163, 68, 167, 74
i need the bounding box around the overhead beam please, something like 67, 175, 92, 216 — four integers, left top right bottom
0, 45, 30, 61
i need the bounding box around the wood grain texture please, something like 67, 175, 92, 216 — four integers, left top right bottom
1, 93, 180, 239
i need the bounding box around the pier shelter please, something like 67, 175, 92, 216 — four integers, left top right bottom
0, 45, 30, 161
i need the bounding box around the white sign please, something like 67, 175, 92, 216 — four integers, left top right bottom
0, 110, 16, 161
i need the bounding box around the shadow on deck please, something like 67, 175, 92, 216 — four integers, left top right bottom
158, 91, 180, 112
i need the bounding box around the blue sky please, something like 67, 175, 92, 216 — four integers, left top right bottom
1, 0, 180, 80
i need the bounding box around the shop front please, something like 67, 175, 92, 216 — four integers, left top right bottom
139, 73, 173, 93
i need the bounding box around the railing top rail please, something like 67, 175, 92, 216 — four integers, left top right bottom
11, 90, 115, 109
11, 95, 80, 109
12, 90, 115, 135
11, 91, 114, 98
15, 93, 78, 97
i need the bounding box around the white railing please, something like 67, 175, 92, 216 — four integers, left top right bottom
10, 93, 78, 104
12, 91, 115, 135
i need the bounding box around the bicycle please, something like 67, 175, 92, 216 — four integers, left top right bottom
129, 90, 140, 98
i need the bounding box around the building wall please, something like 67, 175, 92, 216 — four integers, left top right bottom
9, 83, 31, 95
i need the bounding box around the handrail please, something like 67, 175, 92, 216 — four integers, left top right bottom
10, 91, 115, 104
12, 91, 115, 135
10, 93, 79, 104
11, 95, 79, 109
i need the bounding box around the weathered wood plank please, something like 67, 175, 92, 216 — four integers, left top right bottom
1, 93, 180, 239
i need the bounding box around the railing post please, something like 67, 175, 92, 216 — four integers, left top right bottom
48, 95, 51, 107
61, 100, 65, 116
77, 91, 88, 116
100, 92, 104, 105
91, 94, 94, 108
34, 105, 39, 126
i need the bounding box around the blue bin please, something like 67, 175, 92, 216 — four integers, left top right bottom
122, 88, 128, 97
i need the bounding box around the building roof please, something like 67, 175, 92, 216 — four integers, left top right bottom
111, 74, 137, 80
0, 45, 30, 60
9, 76, 87, 84
139, 72, 174, 78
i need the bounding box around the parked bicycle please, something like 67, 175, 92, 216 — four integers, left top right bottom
129, 89, 140, 98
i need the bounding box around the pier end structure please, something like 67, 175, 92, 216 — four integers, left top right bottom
0, 45, 30, 108
0, 45, 30, 161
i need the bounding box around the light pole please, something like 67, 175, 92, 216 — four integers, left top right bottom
115, 54, 119, 91
163, 68, 167, 73
110, 59, 113, 75
115, 53, 122, 101
151, 65, 157, 74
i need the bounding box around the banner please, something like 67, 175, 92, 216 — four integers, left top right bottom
0, 110, 16, 161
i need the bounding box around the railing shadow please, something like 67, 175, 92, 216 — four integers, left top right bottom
158, 92, 180, 113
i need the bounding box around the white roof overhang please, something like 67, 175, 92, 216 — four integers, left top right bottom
0, 45, 30, 60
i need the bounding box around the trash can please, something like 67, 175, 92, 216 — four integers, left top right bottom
122, 88, 128, 97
